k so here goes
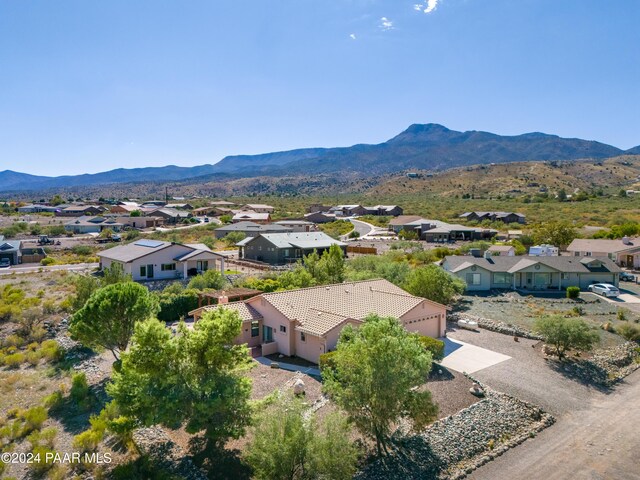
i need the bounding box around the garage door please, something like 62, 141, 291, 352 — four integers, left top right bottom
404, 316, 441, 338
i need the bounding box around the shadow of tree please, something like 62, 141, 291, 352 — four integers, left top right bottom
546, 358, 613, 393
356, 436, 446, 480
48, 378, 109, 434
189, 437, 252, 480
428, 364, 455, 382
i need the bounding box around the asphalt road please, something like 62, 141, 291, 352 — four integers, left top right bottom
349, 218, 376, 237
471, 368, 640, 480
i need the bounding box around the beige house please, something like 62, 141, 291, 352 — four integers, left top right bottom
241, 204, 275, 214
232, 211, 271, 224
190, 279, 448, 363
98, 239, 226, 281
567, 237, 640, 268
486, 245, 516, 256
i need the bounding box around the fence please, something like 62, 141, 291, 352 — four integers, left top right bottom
347, 245, 378, 255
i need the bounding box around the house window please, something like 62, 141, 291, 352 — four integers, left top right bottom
161, 263, 176, 271
280, 325, 287, 333
251, 321, 259, 338
493, 273, 512, 284
561, 273, 569, 279
140, 266, 146, 277
300, 332, 306, 342
585, 252, 592, 257
466, 273, 481, 285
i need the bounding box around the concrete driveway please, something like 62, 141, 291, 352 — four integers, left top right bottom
439, 337, 511, 374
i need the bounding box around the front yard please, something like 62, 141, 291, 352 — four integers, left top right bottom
456, 291, 636, 348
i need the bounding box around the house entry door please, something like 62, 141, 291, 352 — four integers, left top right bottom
263, 326, 273, 343
147, 264, 154, 279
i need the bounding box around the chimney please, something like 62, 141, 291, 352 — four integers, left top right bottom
218, 291, 228, 304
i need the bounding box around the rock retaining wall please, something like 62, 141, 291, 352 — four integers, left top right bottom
355, 378, 554, 480
451, 312, 544, 340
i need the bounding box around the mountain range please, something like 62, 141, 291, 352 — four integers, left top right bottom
1, 123, 638, 193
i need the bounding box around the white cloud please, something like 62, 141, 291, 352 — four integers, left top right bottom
349, 33, 357, 40
413, 4, 424, 11
379, 16, 394, 31
423, 0, 439, 13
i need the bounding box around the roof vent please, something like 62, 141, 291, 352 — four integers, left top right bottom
326, 287, 330, 290
622, 236, 631, 245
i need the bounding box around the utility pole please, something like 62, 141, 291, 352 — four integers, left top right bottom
165, 186, 168, 204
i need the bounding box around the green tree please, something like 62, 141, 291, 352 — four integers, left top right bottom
223, 231, 246, 246
303, 250, 325, 283
71, 264, 131, 312
50, 194, 64, 206
533, 315, 599, 359
107, 308, 252, 452
404, 265, 465, 305
220, 214, 232, 224
323, 315, 438, 455
317, 244, 345, 284
70, 282, 159, 360
245, 395, 359, 480
557, 188, 568, 202
187, 269, 228, 290
532, 221, 577, 248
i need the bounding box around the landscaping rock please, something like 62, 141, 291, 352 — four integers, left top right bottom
451, 313, 544, 341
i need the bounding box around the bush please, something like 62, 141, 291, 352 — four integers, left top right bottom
187, 269, 228, 291
25, 350, 42, 366
319, 350, 338, 373
616, 323, 640, 342
40, 340, 64, 363
29, 445, 55, 474
70, 372, 89, 403
3, 352, 25, 368
416, 336, 445, 361
73, 428, 104, 452
156, 288, 199, 322
566, 286, 580, 299
40, 257, 55, 266
43, 390, 64, 410
21, 406, 47, 433
72, 245, 93, 256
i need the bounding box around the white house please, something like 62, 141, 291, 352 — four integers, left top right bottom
98, 239, 226, 281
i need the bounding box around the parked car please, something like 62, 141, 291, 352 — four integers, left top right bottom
620, 272, 636, 282
587, 283, 620, 298
0, 258, 10, 268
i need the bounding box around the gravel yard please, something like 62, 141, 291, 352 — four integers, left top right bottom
355, 382, 553, 480
457, 291, 633, 347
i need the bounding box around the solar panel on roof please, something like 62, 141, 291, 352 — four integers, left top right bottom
134, 239, 164, 248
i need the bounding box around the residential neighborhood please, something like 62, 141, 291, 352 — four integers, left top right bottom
0, 3, 638, 478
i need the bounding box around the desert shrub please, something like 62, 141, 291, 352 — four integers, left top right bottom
29, 445, 56, 474
40, 257, 55, 266
21, 406, 47, 433
3, 352, 25, 368
416, 336, 445, 361
72, 245, 93, 256
617, 308, 628, 321
40, 340, 64, 363
70, 372, 89, 403
72, 428, 103, 452
616, 323, 640, 342
25, 350, 42, 367
43, 391, 64, 410
3, 334, 25, 348
566, 286, 580, 299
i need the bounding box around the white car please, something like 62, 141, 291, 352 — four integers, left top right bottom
588, 283, 620, 298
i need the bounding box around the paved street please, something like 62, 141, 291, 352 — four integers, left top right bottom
348, 218, 375, 238
471, 369, 640, 480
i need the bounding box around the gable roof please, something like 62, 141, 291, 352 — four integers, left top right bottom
244, 232, 346, 250
487, 245, 515, 252
232, 212, 271, 221
216, 221, 291, 233
444, 255, 621, 274
98, 240, 178, 263
388, 215, 425, 226
567, 238, 640, 254
192, 302, 263, 322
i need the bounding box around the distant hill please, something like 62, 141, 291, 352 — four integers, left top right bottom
626, 145, 640, 155
0, 123, 628, 192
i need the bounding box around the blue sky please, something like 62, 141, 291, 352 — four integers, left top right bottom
1, 0, 639, 176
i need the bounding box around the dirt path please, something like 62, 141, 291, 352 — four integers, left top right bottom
470, 368, 640, 480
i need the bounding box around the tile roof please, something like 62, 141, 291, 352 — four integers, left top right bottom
297, 309, 354, 336
232, 212, 271, 221
256, 279, 432, 329
190, 302, 263, 322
